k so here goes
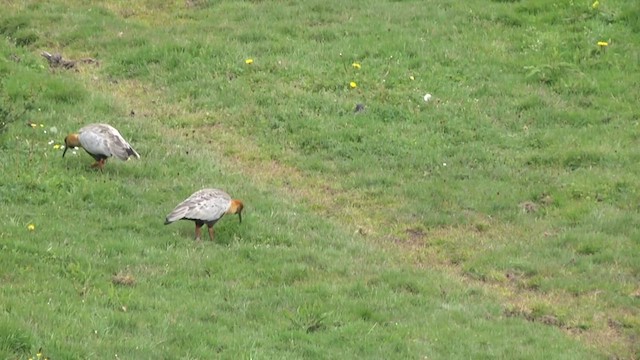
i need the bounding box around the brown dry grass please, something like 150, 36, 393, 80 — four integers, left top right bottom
77, 71, 636, 358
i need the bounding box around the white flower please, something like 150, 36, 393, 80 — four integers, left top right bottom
423, 93, 432, 102
48, 140, 54, 145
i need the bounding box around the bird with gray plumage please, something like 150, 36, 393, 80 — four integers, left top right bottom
164, 188, 244, 241
63, 123, 140, 171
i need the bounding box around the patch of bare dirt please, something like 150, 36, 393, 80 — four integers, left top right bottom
519, 193, 555, 214
41, 51, 99, 70
112, 272, 135, 286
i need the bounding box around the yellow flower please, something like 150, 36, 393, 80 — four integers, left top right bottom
40, 124, 44, 127
352, 62, 361, 69
36, 349, 42, 358
592, 0, 599, 9
28, 224, 35, 231
53, 144, 61, 150
597, 41, 608, 47
245, 58, 253, 65
30, 123, 37, 128
409, 75, 415, 81
349, 81, 357, 89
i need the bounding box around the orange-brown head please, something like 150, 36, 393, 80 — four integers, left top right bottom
62, 133, 80, 157
227, 199, 244, 223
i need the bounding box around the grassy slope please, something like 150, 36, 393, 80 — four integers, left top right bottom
0, 0, 638, 358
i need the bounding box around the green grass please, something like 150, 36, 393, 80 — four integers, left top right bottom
1, 0, 639, 358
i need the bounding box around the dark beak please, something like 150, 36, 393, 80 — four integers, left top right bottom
238, 212, 242, 224
62, 146, 68, 157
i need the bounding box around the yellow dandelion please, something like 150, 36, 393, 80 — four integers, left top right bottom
36, 349, 42, 358
409, 75, 415, 81
352, 62, 361, 69
30, 123, 37, 128
245, 58, 253, 65
591, 0, 599, 9
597, 41, 608, 47
28, 224, 35, 231
349, 81, 357, 89
53, 144, 61, 150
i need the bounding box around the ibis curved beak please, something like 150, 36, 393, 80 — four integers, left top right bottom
62, 146, 68, 157
238, 212, 242, 223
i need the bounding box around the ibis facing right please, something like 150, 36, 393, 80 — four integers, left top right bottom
164, 188, 244, 241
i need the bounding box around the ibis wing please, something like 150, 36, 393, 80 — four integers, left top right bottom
96, 124, 140, 160
78, 129, 111, 158
107, 133, 140, 161
80, 124, 140, 161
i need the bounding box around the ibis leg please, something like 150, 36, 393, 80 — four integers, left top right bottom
90, 159, 106, 171
194, 222, 203, 241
